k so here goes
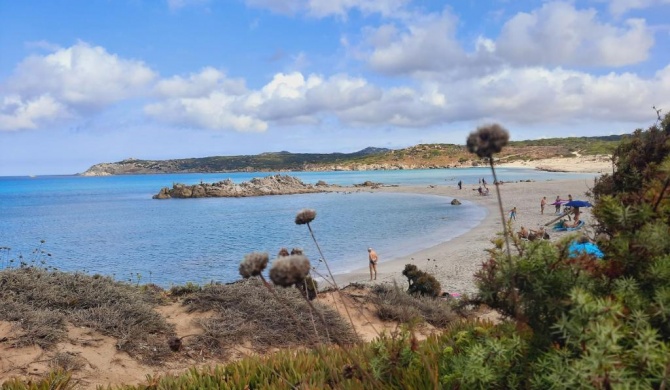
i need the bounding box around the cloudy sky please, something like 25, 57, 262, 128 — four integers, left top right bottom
1, 0, 669, 175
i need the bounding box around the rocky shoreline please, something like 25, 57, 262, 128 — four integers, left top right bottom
153, 174, 327, 199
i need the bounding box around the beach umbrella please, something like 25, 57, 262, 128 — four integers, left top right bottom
568, 241, 604, 259
565, 200, 593, 208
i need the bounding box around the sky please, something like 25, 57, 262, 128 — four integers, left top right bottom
1, 0, 669, 176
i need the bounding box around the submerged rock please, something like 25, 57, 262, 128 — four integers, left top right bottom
153, 174, 325, 199
450, 199, 462, 205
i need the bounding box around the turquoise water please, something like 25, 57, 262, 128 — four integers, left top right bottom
0, 168, 596, 286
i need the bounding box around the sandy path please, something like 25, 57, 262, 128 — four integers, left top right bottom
333, 177, 597, 295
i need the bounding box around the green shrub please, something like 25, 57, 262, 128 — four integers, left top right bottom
476, 113, 670, 386
169, 281, 202, 296
402, 264, 441, 297
370, 284, 456, 327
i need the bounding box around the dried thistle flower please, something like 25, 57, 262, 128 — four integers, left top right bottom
277, 248, 290, 257
239, 252, 269, 278
466, 124, 509, 158
269, 255, 311, 287
290, 248, 303, 255
295, 209, 316, 225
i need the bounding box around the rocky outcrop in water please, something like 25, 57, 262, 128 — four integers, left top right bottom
153, 175, 326, 199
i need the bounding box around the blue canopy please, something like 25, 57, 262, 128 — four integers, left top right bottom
565, 200, 593, 208
568, 241, 604, 259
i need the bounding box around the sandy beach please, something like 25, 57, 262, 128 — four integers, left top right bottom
334, 161, 603, 295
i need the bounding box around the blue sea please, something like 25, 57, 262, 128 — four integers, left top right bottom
0, 168, 596, 287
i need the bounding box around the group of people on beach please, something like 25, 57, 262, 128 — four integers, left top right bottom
552, 194, 582, 228
456, 178, 491, 196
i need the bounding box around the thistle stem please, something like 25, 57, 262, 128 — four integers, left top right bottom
489, 158, 512, 263
306, 222, 360, 341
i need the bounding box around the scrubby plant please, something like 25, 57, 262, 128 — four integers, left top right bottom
296, 275, 319, 300
168, 281, 202, 296
0, 268, 173, 363
180, 279, 357, 355
371, 284, 456, 327
402, 264, 441, 297
475, 113, 670, 386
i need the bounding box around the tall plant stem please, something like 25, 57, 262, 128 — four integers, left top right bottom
306, 223, 359, 340
489, 158, 512, 263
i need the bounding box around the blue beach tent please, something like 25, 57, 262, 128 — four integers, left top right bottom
568, 241, 604, 259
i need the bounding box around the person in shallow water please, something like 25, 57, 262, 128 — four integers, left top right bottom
368, 247, 378, 281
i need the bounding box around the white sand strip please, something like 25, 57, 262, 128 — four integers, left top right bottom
333, 178, 598, 295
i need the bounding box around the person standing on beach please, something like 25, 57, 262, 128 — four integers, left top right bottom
540, 196, 547, 215
368, 247, 378, 281
555, 195, 562, 214
458, 180, 462, 190
509, 207, 517, 222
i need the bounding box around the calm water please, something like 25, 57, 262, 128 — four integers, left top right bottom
0, 168, 596, 286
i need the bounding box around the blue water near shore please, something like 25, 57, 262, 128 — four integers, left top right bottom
0, 168, 596, 286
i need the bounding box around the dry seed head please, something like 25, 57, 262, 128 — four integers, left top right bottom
269, 255, 311, 287
466, 124, 509, 158
295, 209, 316, 225
239, 252, 269, 278
277, 248, 290, 257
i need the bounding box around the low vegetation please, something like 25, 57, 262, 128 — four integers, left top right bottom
369, 283, 456, 327
179, 279, 358, 357
0, 268, 173, 364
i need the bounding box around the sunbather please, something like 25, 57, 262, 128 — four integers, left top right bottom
518, 226, 530, 239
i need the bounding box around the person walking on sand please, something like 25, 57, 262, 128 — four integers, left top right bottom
509, 207, 517, 222
368, 247, 378, 281
540, 196, 547, 215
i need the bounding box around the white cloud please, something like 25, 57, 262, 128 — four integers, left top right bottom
496, 2, 654, 67
359, 2, 655, 77
154, 67, 246, 98
366, 10, 466, 74
598, 0, 670, 17
335, 66, 670, 127
252, 72, 382, 122
1, 42, 156, 131
0, 95, 70, 131
146, 70, 383, 130
145, 68, 264, 132
306, 0, 409, 18
244, 0, 408, 17
144, 94, 268, 132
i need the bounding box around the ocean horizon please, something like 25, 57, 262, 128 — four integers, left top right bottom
0, 168, 597, 287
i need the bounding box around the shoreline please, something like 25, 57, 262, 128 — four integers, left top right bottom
333, 177, 598, 295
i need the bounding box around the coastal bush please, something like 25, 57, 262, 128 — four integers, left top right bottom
168, 281, 202, 296
180, 278, 358, 356
0, 268, 174, 364
295, 275, 319, 300
371, 283, 456, 327
402, 264, 441, 297
475, 113, 670, 387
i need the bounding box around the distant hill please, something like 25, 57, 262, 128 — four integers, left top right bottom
80, 135, 622, 176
